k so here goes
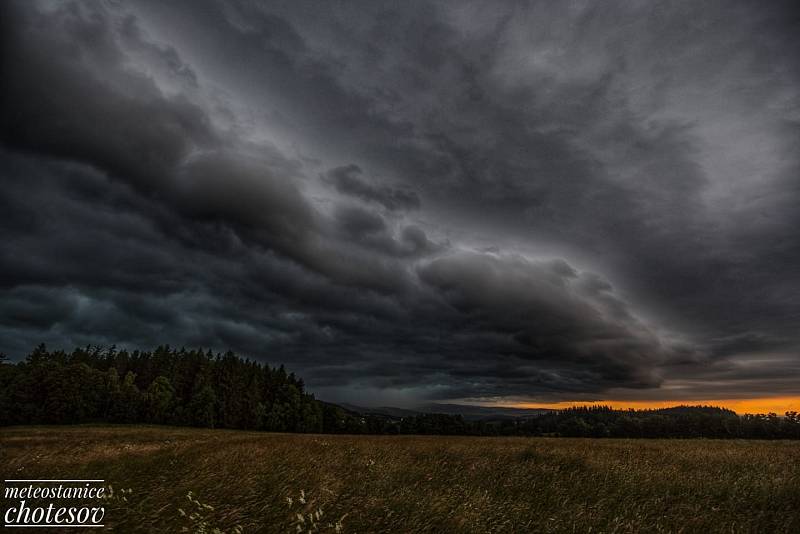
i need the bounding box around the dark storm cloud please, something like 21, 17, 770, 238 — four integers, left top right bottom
325, 165, 420, 212
174, 151, 315, 252
1, 0, 798, 405
415, 253, 666, 393
0, 2, 217, 192
333, 204, 443, 258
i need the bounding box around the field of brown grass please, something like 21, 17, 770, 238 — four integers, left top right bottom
2, 426, 799, 533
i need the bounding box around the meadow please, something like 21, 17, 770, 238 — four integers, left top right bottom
1, 426, 799, 533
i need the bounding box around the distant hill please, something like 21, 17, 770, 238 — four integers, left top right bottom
337, 402, 553, 421
335, 402, 745, 423
419, 403, 554, 421
337, 403, 422, 419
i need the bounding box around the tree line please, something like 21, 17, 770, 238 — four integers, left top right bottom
0, 345, 323, 432
1, 345, 798, 439
479, 405, 800, 439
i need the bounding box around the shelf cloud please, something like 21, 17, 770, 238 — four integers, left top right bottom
1, 0, 798, 407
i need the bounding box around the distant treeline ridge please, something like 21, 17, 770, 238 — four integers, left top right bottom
1, 345, 798, 439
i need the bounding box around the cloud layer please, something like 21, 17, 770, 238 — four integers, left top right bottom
1, 0, 798, 406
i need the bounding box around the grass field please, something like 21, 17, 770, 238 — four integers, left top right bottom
1, 426, 799, 533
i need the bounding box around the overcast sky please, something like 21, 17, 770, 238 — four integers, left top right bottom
1, 0, 798, 407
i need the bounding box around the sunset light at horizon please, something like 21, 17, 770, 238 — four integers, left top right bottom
506, 397, 800, 415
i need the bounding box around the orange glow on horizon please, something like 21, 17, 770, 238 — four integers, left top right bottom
505, 396, 800, 415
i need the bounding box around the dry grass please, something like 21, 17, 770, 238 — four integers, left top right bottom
2, 426, 799, 533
